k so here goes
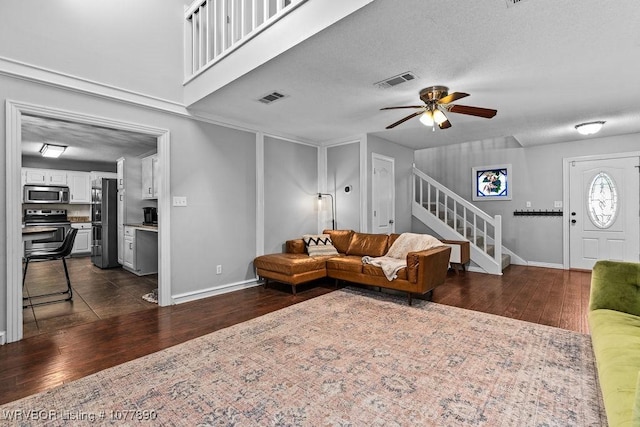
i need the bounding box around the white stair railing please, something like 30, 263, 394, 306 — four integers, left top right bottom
185, 0, 306, 80
412, 167, 503, 275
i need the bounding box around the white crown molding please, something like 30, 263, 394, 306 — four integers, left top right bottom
0, 55, 320, 147
0, 56, 186, 113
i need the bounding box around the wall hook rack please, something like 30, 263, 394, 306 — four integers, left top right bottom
513, 210, 564, 217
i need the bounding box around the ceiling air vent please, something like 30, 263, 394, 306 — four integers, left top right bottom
374, 72, 418, 89
257, 91, 287, 104
505, 0, 528, 7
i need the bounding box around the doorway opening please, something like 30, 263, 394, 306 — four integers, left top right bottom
6, 100, 171, 343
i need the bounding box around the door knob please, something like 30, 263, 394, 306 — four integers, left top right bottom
571, 219, 577, 224
389, 219, 394, 224
571, 212, 576, 216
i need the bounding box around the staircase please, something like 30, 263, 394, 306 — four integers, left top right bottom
412, 167, 510, 275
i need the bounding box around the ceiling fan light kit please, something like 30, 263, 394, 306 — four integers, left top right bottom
381, 85, 497, 130
575, 121, 605, 135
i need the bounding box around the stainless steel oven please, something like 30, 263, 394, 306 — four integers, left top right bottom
23, 209, 71, 255
23, 185, 70, 204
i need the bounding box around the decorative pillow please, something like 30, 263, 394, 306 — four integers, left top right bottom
303, 234, 339, 257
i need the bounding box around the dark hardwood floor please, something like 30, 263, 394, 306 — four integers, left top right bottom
0, 265, 592, 405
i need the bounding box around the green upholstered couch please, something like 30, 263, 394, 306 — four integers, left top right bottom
588, 260, 640, 427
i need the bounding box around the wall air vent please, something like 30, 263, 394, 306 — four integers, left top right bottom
505, 0, 528, 7
257, 91, 287, 104
374, 72, 418, 89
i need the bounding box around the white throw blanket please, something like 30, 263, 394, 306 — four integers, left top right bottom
362, 233, 445, 281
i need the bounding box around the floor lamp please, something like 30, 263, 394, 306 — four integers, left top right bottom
317, 193, 335, 230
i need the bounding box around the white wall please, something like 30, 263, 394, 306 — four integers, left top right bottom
414, 134, 640, 264
263, 136, 318, 253
327, 142, 360, 231
0, 0, 187, 103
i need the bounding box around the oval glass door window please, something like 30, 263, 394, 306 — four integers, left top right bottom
587, 172, 619, 228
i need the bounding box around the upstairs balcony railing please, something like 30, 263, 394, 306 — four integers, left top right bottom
185, 0, 306, 81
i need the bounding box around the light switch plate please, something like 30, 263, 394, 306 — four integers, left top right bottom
173, 196, 187, 207
554, 201, 563, 208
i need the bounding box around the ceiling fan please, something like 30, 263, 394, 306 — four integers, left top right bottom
381, 86, 497, 130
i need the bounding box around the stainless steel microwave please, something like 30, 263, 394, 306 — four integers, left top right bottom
23, 185, 70, 204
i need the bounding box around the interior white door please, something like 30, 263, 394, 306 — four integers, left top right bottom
372, 154, 395, 234
569, 155, 639, 269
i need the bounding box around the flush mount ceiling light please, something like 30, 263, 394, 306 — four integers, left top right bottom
575, 121, 605, 136
40, 143, 66, 158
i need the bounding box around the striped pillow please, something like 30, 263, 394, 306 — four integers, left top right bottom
303, 234, 339, 257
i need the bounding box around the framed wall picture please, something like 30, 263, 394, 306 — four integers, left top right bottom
472, 164, 512, 201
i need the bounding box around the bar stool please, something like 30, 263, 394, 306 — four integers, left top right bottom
23, 228, 78, 308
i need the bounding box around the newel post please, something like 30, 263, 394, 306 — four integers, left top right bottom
494, 215, 502, 266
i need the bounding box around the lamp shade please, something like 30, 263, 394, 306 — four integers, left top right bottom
432, 109, 447, 125
419, 111, 434, 127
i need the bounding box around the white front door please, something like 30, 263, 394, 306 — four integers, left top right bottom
569, 155, 639, 269
372, 154, 395, 234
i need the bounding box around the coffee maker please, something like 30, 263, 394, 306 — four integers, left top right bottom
143, 207, 157, 225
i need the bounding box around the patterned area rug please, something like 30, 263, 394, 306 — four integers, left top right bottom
1, 288, 606, 426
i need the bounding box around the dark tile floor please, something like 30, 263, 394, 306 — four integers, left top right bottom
22, 256, 158, 338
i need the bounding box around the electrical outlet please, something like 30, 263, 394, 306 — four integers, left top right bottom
554, 201, 563, 208
173, 196, 187, 207
526, 201, 532, 208
216, 265, 222, 275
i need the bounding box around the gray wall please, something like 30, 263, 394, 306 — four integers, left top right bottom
0, 73, 258, 332
264, 136, 317, 253
367, 134, 415, 233
327, 143, 360, 231
413, 134, 640, 264
0, 0, 187, 103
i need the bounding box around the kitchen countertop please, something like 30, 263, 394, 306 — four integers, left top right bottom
125, 224, 158, 232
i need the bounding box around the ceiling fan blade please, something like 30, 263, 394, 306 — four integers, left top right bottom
446, 104, 497, 119
437, 92, 469, 105
380, 106, 424, 110
438, 120, 452, 129
386, 111, 422, 129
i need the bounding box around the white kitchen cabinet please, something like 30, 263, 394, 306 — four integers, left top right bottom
71, 223, 92, 255
117, 190, 125, 264
23, 168, 68, 185
116, 158, 125, 190
123, 226, 135, 270
67, 171, 91, 203
122, 225, 158, 276
141, 154, 158, 200
116, 158, 126, 263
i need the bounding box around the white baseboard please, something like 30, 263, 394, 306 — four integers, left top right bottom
0, 331, 6, 345
527, 261, 565, 270
171, 279, 261, 305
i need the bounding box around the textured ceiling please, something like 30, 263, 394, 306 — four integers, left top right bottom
21, 115, 157, 165
188, 0, 640, 150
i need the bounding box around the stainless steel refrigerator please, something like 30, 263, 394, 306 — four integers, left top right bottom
91, 178, 120, 268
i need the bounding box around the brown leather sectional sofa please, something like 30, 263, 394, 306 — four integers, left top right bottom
254, 229, 452, 304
